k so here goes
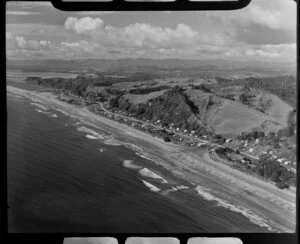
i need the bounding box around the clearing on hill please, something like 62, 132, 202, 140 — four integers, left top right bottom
185, 88, 287, 136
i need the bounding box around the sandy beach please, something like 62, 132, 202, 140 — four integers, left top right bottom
7, 85, 296, 232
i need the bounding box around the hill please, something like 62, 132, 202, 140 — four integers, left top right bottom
7, 58, 296, 76
185, 88, 287, 136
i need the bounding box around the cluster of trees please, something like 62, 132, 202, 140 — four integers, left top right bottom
215, 76, 296, 107
109, 86, 205, 133
26, 76, 91, 96
216, 148, 295, 189
105, 88, 126, 96
129, 86, 170, 95
190, 84, 213, 93
252, 155, 295, 188
93, 81, 112, 86
237, 130, 265, 141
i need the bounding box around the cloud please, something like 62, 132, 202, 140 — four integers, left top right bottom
65, 17, 104, 34
5, 0, 296, 62
207, 0, 296, 32
6, 32, 52, 51
63, 16, 226, 50
6, 11, 41, 15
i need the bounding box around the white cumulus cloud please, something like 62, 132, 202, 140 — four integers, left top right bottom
65, 17, 104, 34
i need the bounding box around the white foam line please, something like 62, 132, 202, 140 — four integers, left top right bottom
86, 135, 98, 140
30, 102, 48, 110
77, 126, 106, 140
139, 168, 168, 184
141, 180, 161, 192
35, 109, 50, 114
123, 160, 142, 169
195, 185, 276, 232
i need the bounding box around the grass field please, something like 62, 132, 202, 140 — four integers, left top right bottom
123, 89, 169, 105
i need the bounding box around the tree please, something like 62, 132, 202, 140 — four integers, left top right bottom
163, 136, 171, 142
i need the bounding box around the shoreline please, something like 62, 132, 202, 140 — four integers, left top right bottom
7, 85, 296, 232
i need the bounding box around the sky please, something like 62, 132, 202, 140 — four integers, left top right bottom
5, 0, 297, 61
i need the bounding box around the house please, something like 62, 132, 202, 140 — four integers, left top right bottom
183, 129, 188, 133
249, 148, 254, 153
277, 158, 284, 163
176, 128, 180, 131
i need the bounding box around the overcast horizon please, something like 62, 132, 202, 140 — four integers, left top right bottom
6, 0, 296, 62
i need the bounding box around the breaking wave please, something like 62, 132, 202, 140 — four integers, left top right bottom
77, 126, 106, 140
123, 160, 142, 169
31, 102, 48, 110
141, 180, 161, 192
139, 168, 168, 184
86, 135, 98, 140
35, 109, 50, 114
103, 138, 121, 146
195, 185, 276, 232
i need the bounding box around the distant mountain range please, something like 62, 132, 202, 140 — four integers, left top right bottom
6, 58, 296, 75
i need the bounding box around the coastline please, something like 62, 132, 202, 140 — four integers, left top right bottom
7, 85, 296, 232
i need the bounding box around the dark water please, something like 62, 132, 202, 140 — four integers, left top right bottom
7, 85, 269, 233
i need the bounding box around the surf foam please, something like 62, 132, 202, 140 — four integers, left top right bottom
77, 126, 106, 140
35, 109, 50, 114
139, 168, 168, 184
195, 185, 276, 232
141, 180, 161, 192
123, 160, 142, 169
86, 135, 98, 140
31, 102, 48, 110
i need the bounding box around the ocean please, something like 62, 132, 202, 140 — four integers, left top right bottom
7, 70, 274, 233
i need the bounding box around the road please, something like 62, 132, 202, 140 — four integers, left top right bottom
99, 103, 259, 161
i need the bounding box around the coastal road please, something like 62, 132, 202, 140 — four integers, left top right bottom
99, 103, 259, 161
